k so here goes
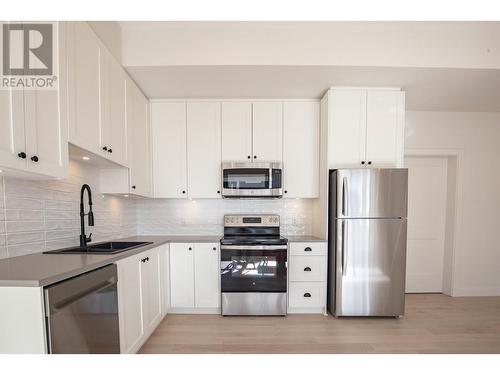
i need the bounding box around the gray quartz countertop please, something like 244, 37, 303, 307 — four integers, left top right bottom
0, 235, 221, 288
286, 236, 326, 242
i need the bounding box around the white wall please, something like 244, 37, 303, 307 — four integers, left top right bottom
0, 161, 136, 259
136, 198, 313, 237
121, 22, 500, 69
405, 111, 500, 296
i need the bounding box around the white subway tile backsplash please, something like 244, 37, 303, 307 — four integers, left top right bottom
0, 246, 7, 259
7, 232, 45, 245
6, 221, 45, 233
7, 242, 46, 257
5, 209, 44, 221
4, 197, 44, 210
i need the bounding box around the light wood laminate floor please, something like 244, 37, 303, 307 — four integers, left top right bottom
139, 294, 500, 354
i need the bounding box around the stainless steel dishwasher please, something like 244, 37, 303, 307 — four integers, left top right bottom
44, 264, 120, 353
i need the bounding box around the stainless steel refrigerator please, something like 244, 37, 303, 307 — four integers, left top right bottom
328, 168, 408, 317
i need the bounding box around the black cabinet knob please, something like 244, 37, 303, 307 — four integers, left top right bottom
213, 247, 216, 251
132, 185, 136, 189
102, 146, 107, 151
31, 156, 39, 162
247, 155, 251, 159
108, 148, 113, 153
217, 190, 220, 194
284, 190, 288, 194
304, 293, 311, 298
188, 247, 192, 251
182, 190, 186, 194
368, 161, 372, 165
253, 155, 257, 159
361, 161, 365, 165
18, 152, 26, 159
304, 267, 312, 272
304, 247, 312, 252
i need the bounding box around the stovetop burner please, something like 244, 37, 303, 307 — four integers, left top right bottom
221, 214, 287, 246
220, 236, 288, 246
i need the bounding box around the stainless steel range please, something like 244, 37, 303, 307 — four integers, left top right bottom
220, 214, 288, 316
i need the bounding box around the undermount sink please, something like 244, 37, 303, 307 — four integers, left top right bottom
44, 241, 153, 255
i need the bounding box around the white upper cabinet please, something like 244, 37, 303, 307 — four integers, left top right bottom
151, 102, 188, 198
365, 90, 405, 167
283, 102, 319, 198
327, 88, 405, 169
126, 78, 151, 197
221, 102, 252, 162
0, 22, 68, 179
194, 243, 220, 309
187, 102, 222, 199
100, 49, 127, 165
328, 89, 367, 168
67, 22, 101, 155
252, 102, 283, 162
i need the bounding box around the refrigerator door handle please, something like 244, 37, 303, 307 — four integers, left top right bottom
342, 220, 347, 276
342, 177, 348, 216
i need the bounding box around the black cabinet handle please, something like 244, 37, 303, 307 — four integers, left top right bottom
188, 247, 192, 251
304, 267, 312, 272
217, 190, 220, 194
31, 156, 39, 162
304, 293, 311, 298
141, 257, 149, 263
108, 148, 113, 153
304, 247, 312, 252
361, 161, 365, 165
132, 185, 136, 189
102, 146, 107, 151
253, 155, 257, 159
18, 152, 26, 159
182, 190, 186, 194
213, 247, 217, 251
247, 155, 251, 159
284, 190, 288, 194
368, 161, 372, 165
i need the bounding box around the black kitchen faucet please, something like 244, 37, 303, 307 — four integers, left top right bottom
79, 184, 94, 247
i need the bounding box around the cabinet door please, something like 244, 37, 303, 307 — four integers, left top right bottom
194, 243, 220, 309
283, 102, 319, 198
141, 249, 162, 335
67, 22, 101, 154
328, 90, 367, 168
117, 254, 144, 354
151, 102, 187, 198
365, 90, 405, 167
0, 88, 26, 171
187, 102, 221, 199
221, 102, 252, 162
169, 243, 195, 308
100, 49, 127, 166
252, 102, 283, 162
126, 78, 151, 197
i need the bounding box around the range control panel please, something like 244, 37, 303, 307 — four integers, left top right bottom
224, 214, 280, 227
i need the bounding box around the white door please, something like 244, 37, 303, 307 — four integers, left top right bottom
100, 50, 127, 166
169, 243, 195, 308
365, 90, 405, 167
187, 102, 222, 198
194, 243, 220, 309
405, 156, 448, 293
252, 102, 283, 162
126, 79, 150, 197
141, 249, 162, 335
221, 102, 252, 162
0, 88, 26, 171
67, 22, 101, 154
328, 90, 367, 168
117, 254, 144, 354
283, 102, 319, 198
151, 102, 188, 198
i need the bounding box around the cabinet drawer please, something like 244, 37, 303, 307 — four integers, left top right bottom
289, 282, 325, 308
290, 242, 327, 256
289, 256, 326, 282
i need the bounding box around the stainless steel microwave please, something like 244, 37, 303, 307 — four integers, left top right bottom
221, 162, 283, 198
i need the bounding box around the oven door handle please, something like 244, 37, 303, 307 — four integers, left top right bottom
220, 245, 288, 250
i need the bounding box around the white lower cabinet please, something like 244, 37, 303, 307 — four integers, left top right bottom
288, 242, 327, 314
169, 243, 220, 313
117, 245, 164, 354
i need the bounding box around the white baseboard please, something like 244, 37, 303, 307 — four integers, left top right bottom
451, 286, 500, 297
167, 307, 221, 314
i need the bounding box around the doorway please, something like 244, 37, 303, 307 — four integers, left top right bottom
405, 156, 453, 293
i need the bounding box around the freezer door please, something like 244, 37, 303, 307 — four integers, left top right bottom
333, 169, 408, 218
335, 218, 407, 316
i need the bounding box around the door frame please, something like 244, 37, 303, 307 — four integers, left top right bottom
404, 148, 464, 296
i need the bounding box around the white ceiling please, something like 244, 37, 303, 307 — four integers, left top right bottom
125, 65, 500, 112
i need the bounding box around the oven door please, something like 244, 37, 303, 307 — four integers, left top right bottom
221, 162, 282, 198
220, 245, 287, 293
